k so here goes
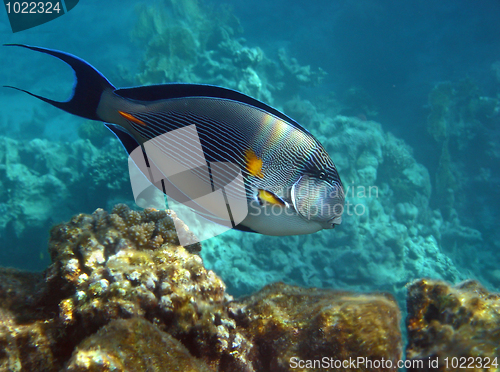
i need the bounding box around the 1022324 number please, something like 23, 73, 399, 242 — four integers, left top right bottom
5, 2, 61, 14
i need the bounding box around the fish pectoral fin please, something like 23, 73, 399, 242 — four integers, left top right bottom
257, 189, 289, 207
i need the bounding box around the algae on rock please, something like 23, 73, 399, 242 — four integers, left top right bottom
406, 279, 500, 370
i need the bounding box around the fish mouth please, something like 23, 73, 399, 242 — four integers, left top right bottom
318, 216, 342, 229
329, 215, 342, 227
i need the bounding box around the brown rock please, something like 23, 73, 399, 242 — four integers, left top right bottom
64, 317, 212, 372
230, 282, 403, 372
406, 279, 500, 371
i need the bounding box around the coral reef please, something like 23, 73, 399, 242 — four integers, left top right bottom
425, 79, 500, 280
77, 120, 111, 148
5, 206, 497, 372
2, 2, 500, 369
2, 0, 490, 304
127, 0, 325, 104
1, 7, 498, 366
406, 279, 500, 370
0, 205, 242, 371
0, 206, 407, 372
0, 136, 131, 270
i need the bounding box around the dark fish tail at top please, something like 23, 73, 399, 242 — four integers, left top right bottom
3, 44, 115, 121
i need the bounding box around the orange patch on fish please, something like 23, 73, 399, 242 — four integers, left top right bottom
258, 189, 285, 206
244, 149, 264, 178
118, 111, 147, 126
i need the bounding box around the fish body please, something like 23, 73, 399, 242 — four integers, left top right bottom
5, 44, 344, 236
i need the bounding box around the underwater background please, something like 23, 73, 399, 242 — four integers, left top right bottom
0, 0, 499, 324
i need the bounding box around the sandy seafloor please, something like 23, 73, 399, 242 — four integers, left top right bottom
0, 0, 499, 332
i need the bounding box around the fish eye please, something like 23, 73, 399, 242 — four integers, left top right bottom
319, 171, 326, 180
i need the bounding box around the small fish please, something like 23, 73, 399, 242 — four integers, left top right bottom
4, 44, 344, 236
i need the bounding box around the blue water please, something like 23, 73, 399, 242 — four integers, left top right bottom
0, 0, 499, 311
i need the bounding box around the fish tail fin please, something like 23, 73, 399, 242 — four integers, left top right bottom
3, 44, 115, 121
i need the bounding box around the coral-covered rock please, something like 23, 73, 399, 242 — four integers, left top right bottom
0, 205, 409, 372
0, 206, 257, 371
406, 279, 500, 370
230, 282, 402, 372
65, 318, 212, 372
45, 205, 256, 371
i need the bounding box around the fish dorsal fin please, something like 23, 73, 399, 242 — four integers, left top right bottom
114, 84, 309, 134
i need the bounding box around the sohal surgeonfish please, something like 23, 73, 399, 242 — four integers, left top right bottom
5, 44, 344, 236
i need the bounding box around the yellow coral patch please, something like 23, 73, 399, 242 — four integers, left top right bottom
244, 149, 264, 178
118, 111, 147, 126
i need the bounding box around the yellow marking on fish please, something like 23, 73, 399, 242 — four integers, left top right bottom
118, 111, 147, 126
258, 189, 285, 206
244, 149, 264, 178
